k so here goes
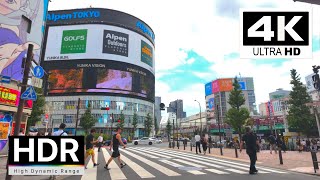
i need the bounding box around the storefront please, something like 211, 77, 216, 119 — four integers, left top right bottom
0, 80, 33, 155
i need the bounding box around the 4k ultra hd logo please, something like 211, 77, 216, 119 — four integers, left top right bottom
240, 9, 312, 59
61, 29, 88, 54
8, 136, 84, 175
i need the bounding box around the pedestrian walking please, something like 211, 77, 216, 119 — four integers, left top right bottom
50, 123, 68, 180
301, 139, 306, 151
85, 129, 100, 169
240, 127, 259, 175
306, 139, 311, 152
268, 134, 277, 154
195, 134, 201, 154
104, 127, 127, 170
201, 134, 208, 155
97, 133, 104, 152
18, 128, 25, 136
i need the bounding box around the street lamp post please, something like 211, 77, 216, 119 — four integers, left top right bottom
194, 100, 202, 135
216, 104, 223, 155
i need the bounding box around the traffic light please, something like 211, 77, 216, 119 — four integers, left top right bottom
160, 103, 165, 110
312, 73, 320, 90
101, 107, 110, 110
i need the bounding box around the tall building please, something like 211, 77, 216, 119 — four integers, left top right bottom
205, 77, 257, 123
305, 73, 320, 101
39, 8, 155, 138
167, 99, 186, 119
154, 96, 162, 130
268, 89, 290, 116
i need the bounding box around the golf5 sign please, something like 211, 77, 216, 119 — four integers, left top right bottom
240, 9, 312, 59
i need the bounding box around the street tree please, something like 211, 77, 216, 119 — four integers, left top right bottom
144, 113, 153, 136
154, 116, 159, 135
166, 120, 172, 141
117, 111, 125, 129
132, 112, 138, 138
226, 77, 250, 141
79, 103, 97, 134
287, 69, 318, 137
27, 88, 45, 133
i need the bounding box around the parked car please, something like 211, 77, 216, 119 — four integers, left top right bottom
133, 137, 154, 145
104, 138, 127, 146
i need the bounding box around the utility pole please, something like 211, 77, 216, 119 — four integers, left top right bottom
216, 104, 223, 155
6, 44, 33, 180
74, 98, 81, 135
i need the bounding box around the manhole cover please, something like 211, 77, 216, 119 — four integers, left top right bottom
179, 167, 202, 171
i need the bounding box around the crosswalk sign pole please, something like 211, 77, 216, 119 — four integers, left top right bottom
5, 44, 33, 180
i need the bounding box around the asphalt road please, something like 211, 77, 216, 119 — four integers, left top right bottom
1, 143, 319, 180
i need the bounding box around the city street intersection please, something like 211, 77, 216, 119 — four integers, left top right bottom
1, 145, 318, 180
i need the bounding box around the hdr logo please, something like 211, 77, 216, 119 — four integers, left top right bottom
8, 136, 84, 175
240, 9, 312, 59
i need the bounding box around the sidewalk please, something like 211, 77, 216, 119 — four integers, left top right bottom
165, 146, 320, 176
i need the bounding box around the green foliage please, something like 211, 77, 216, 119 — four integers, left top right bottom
132, 112, 138, 137
93, 133, 112, 141
27, 88, 45, 133
226, 77, 250, 140
154, 116, 159, 135
144, 113, 153, 136
117, 111, 125, 129
287, 69, 317, 137
79, 103, 97, 134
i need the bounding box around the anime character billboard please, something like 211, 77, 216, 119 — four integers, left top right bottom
0, 0, 49, 81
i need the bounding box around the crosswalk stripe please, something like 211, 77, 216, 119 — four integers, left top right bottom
102, 148, 127, 180
159, 160, 206, 175
128, 147, 225, 169
132, 149, 269, 174
157, 148, 287, 173
225, 169, 248, 174
144, 147, 285, 174
172, 159, 206, 168
124, 148, 160, 159
81, 148, 98, 180
120, 153, 155, 178
120, 148, 181, 176
205, 169, 230, 174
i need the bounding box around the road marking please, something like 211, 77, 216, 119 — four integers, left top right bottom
81, 148, 98, 180
103, 148, 127, 180
159, 160, 206, 175
121, 148, 180, 176
205, 169, 230, 174
172, 159, 206, 168
124, 148, 160, 159
121, 153, 155, 179
147, 147, 286, 174
225, 169, 247, 174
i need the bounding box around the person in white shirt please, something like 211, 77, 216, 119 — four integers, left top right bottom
97, 133, 104, 152
195, 134, 201, 154
50, 123, 67, 180
53, 123, 68, 136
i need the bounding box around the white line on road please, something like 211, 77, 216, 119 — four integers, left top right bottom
172, 159, 206, 168
81, 148, 98, 180
120, 153, 155, 178
205, 169, 230, 174
121, 148, 181, 177
103, 148, 127, 180
225, 169, 247, 174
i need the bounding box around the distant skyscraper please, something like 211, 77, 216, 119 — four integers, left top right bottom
167, 99, 186, 119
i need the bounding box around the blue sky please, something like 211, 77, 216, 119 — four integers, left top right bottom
49, 0, 320, 123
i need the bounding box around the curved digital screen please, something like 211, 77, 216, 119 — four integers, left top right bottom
43, 24, 155, 75
44, 60, 155, 102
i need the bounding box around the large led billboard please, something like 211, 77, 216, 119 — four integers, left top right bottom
43, 24, 155, 75
44, 60, 155, 102
0, 0, 49, 81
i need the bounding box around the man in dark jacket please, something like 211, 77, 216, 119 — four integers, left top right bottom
240, 127, 260, 175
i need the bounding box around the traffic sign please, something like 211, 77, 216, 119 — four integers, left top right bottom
33, 66, 44, 78
31, 77, 43, 88
1, 76, 11, 84
21, 86, 37, 101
